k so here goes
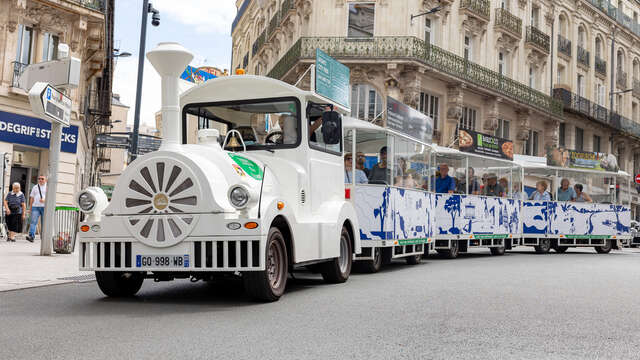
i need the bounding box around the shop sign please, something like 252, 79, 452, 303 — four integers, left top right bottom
315, 49, 350, 109
458, 129, 514, 160
0, 110, 78, 153
386, 96, 433, 144
547, 147, 619, 172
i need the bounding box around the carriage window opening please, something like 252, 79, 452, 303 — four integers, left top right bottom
355, 130, 389, 185
308, 102, 342, 155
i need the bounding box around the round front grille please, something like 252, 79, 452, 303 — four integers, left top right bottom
123, 158, 200, 247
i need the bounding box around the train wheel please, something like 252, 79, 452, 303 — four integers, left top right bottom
405, 253, 422, 265
320, 226, 352, 283
357, 247, 382, 273
553, 246, 568, 253
490, 245, 505, 256
438, 240, 459, 259
595, 240, 612, 254
95, 271, 145, 297
422, 242, 430, 258
534, 239, 551, 253
243, 227, 288, 302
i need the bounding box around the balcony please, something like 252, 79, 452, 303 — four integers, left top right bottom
459, 0, 490, 22
557, 35, 571, 58
617, 69, 628, 89
268, 36, 563, 118
595, 56, 607, 76
11, 61, 28, 88
494, 8, 522, 39
586, 0, 640, 41
577, 46, 590, 68
252, 30, 266, 57
525, 26, 550, 54
633, 78, 640, 98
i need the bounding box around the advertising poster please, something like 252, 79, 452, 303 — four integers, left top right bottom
458, 129, 513, 160
386, 96, 433, 144
546, 147, 619, 172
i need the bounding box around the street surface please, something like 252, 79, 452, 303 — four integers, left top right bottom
1, 247, 639, 360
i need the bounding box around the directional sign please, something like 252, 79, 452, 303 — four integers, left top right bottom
315, 49, 350, 109
28, 82, 71, 126
635, 174, 640, 184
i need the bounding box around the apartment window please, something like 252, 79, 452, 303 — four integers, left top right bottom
557, 64, 565, 84
16, 24, 34, 64
495, 119, 510, 139
577, 74, 585, 97
500, 0, 509, 10
42, 33, 59, 61
424, 18, 434, 44
575, 127, 584, 151
559, 123, 566, 147
529, 67, 536, 88
460, 107, 477, 130
593, 135, 601, 153
524, 130, 539, 156
578, 27, 586, 48
348, 3, 375, 38
498, 52, 506, 76
597, 83, 606, 105
464, 34, 472, 61
419, 92, 440, 130
351, 84, 383, 121
595, 37, 602, 58
531, 6, 540, 27
617, 94, 623, 113
633, 102, 638, 122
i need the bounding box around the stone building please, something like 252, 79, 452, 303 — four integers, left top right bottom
231, 0, 640, 217
0, 0, 114, 205
98, 94, 128, 189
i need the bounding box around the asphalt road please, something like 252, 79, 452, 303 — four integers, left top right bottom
1, 247, 640, 360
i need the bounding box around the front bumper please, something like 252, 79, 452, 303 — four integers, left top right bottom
79, 236, 266, 272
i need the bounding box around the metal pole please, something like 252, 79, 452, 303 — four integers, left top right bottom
130, 0, 150, 162
41, 123, 62, 256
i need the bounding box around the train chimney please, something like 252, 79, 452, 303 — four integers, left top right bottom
146, 42, 193, 149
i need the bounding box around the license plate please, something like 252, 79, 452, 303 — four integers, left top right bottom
136, 255, 189, 268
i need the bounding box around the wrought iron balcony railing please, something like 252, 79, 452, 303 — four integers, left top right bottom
525, 26, 550, 53
633, 78, 640, 98
595, 56, 607, 76
252, 30, 266, 57
617, 69, 628, 89
459, 0, 490, 21
557, 35, 571, 57
11, 61, 28, 88
494, 8, 522, 37
268, 37, 562, 117
577, 46, 590, 67
586, 0, 640, 41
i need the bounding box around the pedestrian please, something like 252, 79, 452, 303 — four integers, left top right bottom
4, 182, 26, 242
27, 175, 47, 242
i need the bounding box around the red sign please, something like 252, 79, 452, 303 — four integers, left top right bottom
635, 174, 640, 184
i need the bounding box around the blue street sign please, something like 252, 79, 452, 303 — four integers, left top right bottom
315, 49, 350, 109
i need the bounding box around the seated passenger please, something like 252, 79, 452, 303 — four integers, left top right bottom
530, 181, 551, 201
512, 183, 528, 200
573, 184, 593, 203
356, 152, 370, 178
344, 153, 368, 184
483, 173, 505, 197
435, 163, 455, 194
368, 146, 389, 185
557, 178, 577, 202
498, 177, 509, 198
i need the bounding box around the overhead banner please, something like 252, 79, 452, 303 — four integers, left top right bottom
458, 129, 513, 160
315, 49, 350, 109
180, 65, 218, 84
0, 110, 78, 153
547, 147, 619, 172
386, 96, 433, 144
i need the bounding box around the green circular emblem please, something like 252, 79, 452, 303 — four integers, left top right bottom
228, 153, 263, 180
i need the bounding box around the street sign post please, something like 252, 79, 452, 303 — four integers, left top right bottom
28, 82, 71, 256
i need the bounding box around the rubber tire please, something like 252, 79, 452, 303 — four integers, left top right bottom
438, 240, 460, 259
422, 243, 430, 258
534, 239, 552, 253
554, 246, 569, 253
595, 240, 613, 254
95, 271, 145, 297
319, 226, 352, 284
243, 227, 288, 302
357, 247, 382, 273
490, 245, 505, 256
405, 253, 422, 265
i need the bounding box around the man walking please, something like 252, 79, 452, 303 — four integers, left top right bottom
26, 175, 46, 242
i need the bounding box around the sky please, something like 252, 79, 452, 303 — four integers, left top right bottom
112, 0, 237, 128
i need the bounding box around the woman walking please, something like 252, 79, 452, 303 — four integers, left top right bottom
4, 182, 26, 242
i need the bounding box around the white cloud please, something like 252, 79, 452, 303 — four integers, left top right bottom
153, 0, 237, 35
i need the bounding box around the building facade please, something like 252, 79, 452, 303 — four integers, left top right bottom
98, 94, 128, 189
0, 0, 113, 205
231, 0, 640, 217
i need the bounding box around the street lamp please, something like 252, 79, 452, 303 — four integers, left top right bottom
110, 49, 132, 58
410, 6, 441, 24
130, 1, 160, 163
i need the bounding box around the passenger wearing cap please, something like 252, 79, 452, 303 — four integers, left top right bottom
482, 173, 505, 197
344, 153, 368, 184
435, 163, 455, 193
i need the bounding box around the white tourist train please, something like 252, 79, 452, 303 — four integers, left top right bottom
74, 42, 632, 301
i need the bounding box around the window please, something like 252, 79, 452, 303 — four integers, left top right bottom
498, 52, 506, 76
557, 64, 565, 84
464, 34, 472, 61
424, 18, 434, 44
419, 92, 439, 130
348, 3, 375, 38
42, 33, 59, 61
577, 74, 585, 97
16, 24, 33, 64
617, 94, 623, 113
495, 119, 510, 139
596, 83, 606, 105
633, 102, 638, 122
524, 130, 539, 156
559, 123, 566, 147
531, 6, 540, 27
308, 102, 343, 154
593, 135, 601, 153
500, 0, 509, 10
254, 63, 261, 75
351, 84, 383, 121
595, 37, 602, 58
578, 26, 586, 48
575, 127, 584, 151
529, 67, 536, 88
460, 107, 476, 130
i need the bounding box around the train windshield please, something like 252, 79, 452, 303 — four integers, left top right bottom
182, 97, 300, 150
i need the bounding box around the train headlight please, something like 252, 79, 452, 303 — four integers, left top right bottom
229, 186, 250, 209
75, 187, 109, 216
78, 192, 96, 212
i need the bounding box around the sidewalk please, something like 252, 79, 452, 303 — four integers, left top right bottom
0, 234, 91, 292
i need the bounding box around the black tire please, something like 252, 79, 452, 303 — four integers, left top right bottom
405, 253, 422, 265
490, 245, 505, 256
595, 240, 613, 254
438, 240, 459, 259
243, 227, 288, 302
534, 238, 551, 253
356, 247, 382, 273
95, 271, 145, 297
553, 246, 569, 253
422, 242, 430, 258
320, 226, 352, 283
